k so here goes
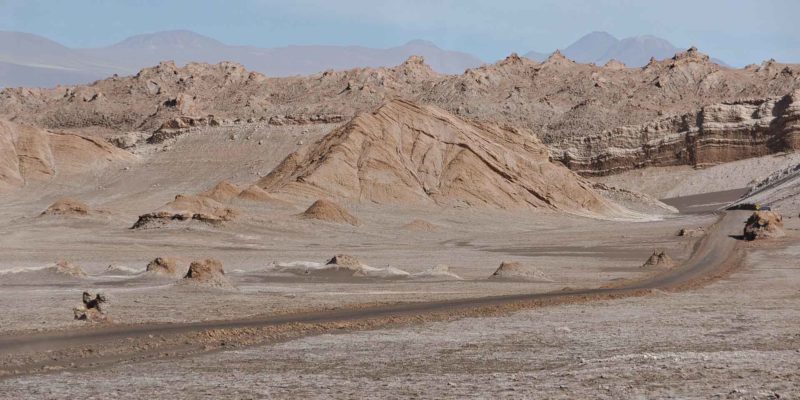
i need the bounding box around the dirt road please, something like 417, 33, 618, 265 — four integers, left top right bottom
0, 211, 750, 378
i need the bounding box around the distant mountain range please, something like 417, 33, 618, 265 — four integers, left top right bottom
1, 29, 728, 88
524, 31, 727, 67
0, 30, 484, 88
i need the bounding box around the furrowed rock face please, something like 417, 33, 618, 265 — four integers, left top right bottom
0, 118, 133, 191
554, 90, 800, 175
258, 99, 626, 217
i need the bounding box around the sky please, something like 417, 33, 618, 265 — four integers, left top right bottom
0, 0, 798, 66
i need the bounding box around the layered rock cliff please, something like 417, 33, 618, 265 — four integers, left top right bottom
554, 89, 800, 175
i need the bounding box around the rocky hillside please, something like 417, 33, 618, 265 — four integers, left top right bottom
258, 100, 628, 217
1, 47, 798, 175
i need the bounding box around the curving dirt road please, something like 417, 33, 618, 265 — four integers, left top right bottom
0, 211, 750, 379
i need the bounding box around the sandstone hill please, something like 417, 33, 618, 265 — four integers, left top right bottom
0, 119, 133, 191
258, 100, 626, 217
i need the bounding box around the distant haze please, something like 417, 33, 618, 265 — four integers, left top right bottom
0, 30, 485, 88
524, 32, 728, 67
0, 29, 745, 88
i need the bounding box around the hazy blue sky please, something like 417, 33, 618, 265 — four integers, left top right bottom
1, 0, 798, 66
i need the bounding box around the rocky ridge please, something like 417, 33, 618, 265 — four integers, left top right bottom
2, 48, 799, 178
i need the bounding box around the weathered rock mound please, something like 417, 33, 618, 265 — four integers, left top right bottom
132, 194, 238, 229
299, 199, 359, 225
41, 198, 91, 216
260, 100, 625, 217
146, 257, 184, 277
237, 185, 281, 203
0, 261, 87, 285
182, 258, 234, 289
490, 261, 552, 281
743, 211, 785, 241
402, 219, 440, 231
641, 251, 675, 268
326, 254, 363, 268
555, 90, 800, 175
52, 260, 87, 277
200, 180, 241, 203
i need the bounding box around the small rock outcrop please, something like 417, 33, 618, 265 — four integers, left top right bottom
641, 251, 674, 268
41, 198, 90, 216
73, 291, 109, 322
490, 261, 552, 281
148, 115, 222, 143
182, 258, 234, 289
132, 195, 238, 229
146, 257, 183, 277
54, 260, 88, 278
299, 199, 359, 226
326, 254, 363, 268
743, 211, 785, 241
678, 227, 706, 237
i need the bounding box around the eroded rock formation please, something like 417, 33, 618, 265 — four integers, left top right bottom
555, 90, 800, 175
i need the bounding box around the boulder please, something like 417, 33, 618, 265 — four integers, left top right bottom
743, 211, 785, 241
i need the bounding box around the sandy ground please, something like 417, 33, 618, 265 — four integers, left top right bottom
2, 121, 798, 398
1, 222, 797, 399
0, 202, 711, 334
